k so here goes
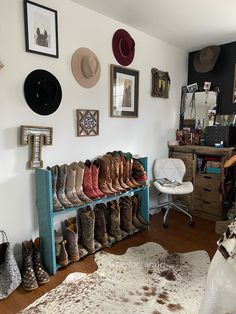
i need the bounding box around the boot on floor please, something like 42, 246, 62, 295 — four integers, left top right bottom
22, 240, 38, 291
49, 165, 64, 211
33, 238, 50, 285
83, 160, 100, 199
70, 162, 92, 204
66, 164, 84, 206
57, 164, 73, 208
80, 206, 95, 254
94, 204, 109, 247
107, 200, 122, 241
55, 230, 69, 266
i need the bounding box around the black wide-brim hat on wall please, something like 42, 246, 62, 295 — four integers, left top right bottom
24, 69, 62, 115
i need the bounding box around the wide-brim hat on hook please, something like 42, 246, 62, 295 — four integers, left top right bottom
112, 29, 135, 66
71, 47, 101, 88
24, 69, 62, 116
194, 45, 221, 73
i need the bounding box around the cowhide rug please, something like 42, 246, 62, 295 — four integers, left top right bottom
20, 242, 210, 314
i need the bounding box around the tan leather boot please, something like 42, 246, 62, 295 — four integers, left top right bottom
70, 162, 92, 203
102, 156, 119, 193
57, 164, 73, 208
98, 158, 115, 195
66, 164, 84, 206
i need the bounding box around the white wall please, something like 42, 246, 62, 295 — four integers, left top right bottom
0, 0, 187, 258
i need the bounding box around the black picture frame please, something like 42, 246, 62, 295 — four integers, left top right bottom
110, 64, 139, 118
23, 0, 59, 58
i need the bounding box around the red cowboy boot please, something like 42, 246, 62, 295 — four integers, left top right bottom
91, 160, 105, 198
83, 160, 100, 199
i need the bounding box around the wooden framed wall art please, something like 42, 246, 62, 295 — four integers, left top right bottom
151, 68, 170, 98
77, 109, 99, 136
24, 0, 59, 58
110, 64, 139, 118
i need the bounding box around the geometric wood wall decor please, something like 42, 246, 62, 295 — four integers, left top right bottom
20, 125, 53, 169
76, 109, 99, 137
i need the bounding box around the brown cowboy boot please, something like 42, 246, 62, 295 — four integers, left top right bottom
134, 194, 149, 225
122, 155, 136, 189
106, 200, 122, 241
22, 240, 38, 291
80, 206, 95, 254
62, 222, 80, 262
118, 154, 130, 190
102, 156, 119, 194
106, 153, 124, 192
33, 238, 50, 285
130, 195, 146, 229
119, 197, 135, 235
70, 162, 92, 203
98, 157, 115, 196
57, 164, 73, 208
94, 204, 109, 247
129, 159, 141, 187
54, 230, 69, 266
49, 165, 64, 211
66, 164, 84, 206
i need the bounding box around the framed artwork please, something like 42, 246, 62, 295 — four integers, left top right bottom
232, 64, 236, 103
151, 68, 170, 98
23, 0, 59, 58
77, 109, 99, 137
110, 64, 139, 118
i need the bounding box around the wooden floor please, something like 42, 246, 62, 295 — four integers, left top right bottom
0, 212, 220, 314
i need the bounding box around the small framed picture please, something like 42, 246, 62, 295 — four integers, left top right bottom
77, 109, 99, 136
151, 68, 170, 98
23, 0, 59, 58
110, 64, 139, 118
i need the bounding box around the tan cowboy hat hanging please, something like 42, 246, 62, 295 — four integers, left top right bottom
71, 47, 101, 88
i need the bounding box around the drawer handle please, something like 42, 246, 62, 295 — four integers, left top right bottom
203, 201, 211, 204
203, 188, 211, 192
204, 176, 212, 179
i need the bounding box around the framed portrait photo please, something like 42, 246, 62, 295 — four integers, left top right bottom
24, 0, 59, 58
151, 68, 170, 98
110, 64, 139, 118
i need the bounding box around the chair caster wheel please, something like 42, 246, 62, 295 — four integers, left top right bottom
163, 223, 169, 228
190, 221, 195, 227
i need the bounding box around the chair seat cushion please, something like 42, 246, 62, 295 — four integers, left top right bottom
153, 181, 193, 195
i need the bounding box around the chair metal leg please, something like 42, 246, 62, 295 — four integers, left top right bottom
163, 206, 171, 224
172, 202, 193, 221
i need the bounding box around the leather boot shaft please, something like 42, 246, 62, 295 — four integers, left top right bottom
66, 165, 84, 205
22, 240, 38, 291
33, 238, 50, 285
83, 160, 100, 199
107, 200, 122, 241
50, 165, 64, 211
80, 206, 95, 254
98, 158, 114, 195
91, 160, 105, 198
71, 162, 92, 203
57, 164, 73, 208
62, 223, 80, 262
94, 204, 109, 247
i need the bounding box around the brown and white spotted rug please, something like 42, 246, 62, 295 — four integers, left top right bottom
21, 242, 210, 314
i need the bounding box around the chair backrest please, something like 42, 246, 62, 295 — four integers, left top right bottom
153, 158, 186, 183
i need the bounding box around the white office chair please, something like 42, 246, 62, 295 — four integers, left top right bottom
153, 158, 195, 228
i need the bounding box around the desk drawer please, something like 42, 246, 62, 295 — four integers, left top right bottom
194, 198, 221, 216
194, 187, 220, 203
195, 173, 221, 191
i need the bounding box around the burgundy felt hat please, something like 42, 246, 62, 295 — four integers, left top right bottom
112, 29, 135, 66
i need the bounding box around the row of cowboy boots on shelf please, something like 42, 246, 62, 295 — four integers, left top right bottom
47, 151, 149, 212
22, 238, 50, 291
55, 195, 149, 266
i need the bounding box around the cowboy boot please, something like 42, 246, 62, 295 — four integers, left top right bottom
118, 154, 130, 190
106, 153, 124, 192
62, 222, 80, 262
107, 200, 122, 241
54, 230, 68, 266
124, 154, 138, 189
64, 217, 88, 258
119, 197, 135, 235
22, 240, 38, 291
91, 160, 105, 198
66, 164, 84, 206
133, 160, 149, 185
49, 165, 64, 211
131, 195, 146, 229
57, 164, 73, 208
83, 160, 100, 199
98, 157, 115, 195
94, 204, 109, 247
129, 158, 141, 187
134, 194, 149, 225
80, 206, 95, 254
113, 154, 126, 192
122, 155, 136, 189
102, 156, 119, 194
71, 162, 92, 203
33, 238, 50, 285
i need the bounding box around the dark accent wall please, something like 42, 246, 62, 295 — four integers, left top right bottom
188, 41, 236, 114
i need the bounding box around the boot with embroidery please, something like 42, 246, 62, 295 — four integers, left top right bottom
62, 221, 80, 262
49, 165, 64, 211
80, 206, 95, 254
83, 160, 100, 199
107, 200, 122, 241
102, 156, 118, 194
94, 204, 109, 247
33, 238, 50, 285
98, 157, 114, 196
57, 164, 73, 208
91, 160, 105, 198
22, 240, 38, 291
118, 153, 131, 190
70, 162, 92, 204
66, 164, 84, 206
